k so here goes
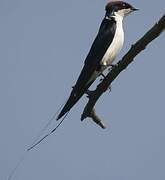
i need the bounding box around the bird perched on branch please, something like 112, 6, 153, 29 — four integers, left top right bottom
57, 1, 138, 120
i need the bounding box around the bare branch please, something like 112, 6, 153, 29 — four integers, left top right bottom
81, 14, 165, 127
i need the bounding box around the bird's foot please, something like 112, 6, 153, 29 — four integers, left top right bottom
99, 73, 106, 82
108, 64, 118, 71
99, 73, 111, 92
101, 73, 106, 78
85, 90, 94, 98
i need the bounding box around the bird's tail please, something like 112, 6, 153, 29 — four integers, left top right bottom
56, 89, 85, 120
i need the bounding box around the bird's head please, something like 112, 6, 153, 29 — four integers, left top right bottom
105, 1, 138, 18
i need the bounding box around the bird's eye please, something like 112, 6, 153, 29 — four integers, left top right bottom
122, 3, 126, 7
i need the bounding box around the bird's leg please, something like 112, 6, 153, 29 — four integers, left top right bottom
99, 73, 111, 92
99, 73, 106, 82
85, 89, 94, 98
108, 63, 118, 71
101, 73, 106, 78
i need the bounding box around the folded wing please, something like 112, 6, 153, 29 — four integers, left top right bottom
56, 18, 116, 120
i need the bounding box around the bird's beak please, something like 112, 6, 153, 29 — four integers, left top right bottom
131, 7, 139, 11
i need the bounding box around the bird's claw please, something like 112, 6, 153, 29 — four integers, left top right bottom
108, 64, 118, 71
100, 73, 111, 92
86, 90, 94, 98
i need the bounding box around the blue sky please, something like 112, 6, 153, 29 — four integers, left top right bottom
0, 0, 165, 179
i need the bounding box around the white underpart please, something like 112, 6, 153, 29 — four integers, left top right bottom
86, 9, 132, 85
101, 11, 124, 66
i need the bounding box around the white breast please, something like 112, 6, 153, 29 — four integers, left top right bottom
101, 13, 124, 66
85, 14, 124, 86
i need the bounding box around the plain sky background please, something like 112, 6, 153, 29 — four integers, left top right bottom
0, 0, 165, 179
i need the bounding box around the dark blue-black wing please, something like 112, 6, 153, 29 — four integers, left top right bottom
57, 18, 116, 120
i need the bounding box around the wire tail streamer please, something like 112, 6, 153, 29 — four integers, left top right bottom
28, 102, 66, 150
7, 100, 69, 180
27, 112, 69, 151
7, 151, 27, 180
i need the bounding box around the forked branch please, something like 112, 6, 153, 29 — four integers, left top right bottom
81, 14, 165, 128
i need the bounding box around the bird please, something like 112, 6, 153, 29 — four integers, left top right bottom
56, 1, 138, 120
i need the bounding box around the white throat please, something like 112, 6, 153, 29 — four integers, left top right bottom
115, 8, 132, 17
114, 11, 124, 19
